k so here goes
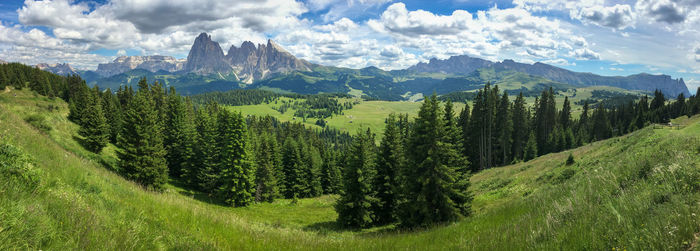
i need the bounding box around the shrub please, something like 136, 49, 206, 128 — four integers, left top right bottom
24, 114, 52, 133
0, 142, 41, 190
565, 153, 575, 166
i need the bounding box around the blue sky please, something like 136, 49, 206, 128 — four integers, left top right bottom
0, 0, 698, 93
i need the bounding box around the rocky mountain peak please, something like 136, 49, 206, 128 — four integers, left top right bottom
36, 63, 77, 75
185, 33, 231, 74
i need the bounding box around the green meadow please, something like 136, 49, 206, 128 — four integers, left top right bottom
1, 88, 698, 250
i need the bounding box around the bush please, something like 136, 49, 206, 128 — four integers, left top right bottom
565, 153, 575, 165
24, 114, 52, 133
0, 142, 41, 190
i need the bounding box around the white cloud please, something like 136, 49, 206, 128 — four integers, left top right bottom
686, 79, 700, 94
541, 58, 575, 66
569, 47, 601, 60
573, 4, 636, 30
0, 45, 109, 70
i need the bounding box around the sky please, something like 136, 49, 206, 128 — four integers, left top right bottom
0, 0, 698, 93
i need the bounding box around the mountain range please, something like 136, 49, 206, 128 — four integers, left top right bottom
31, 32, 690, 99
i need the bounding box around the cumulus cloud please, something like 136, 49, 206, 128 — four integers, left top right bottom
635, 0, 695, 24
366, 3, 598, 64
574, 4, 636, 30
514, 0, 636, 30
569, 48, 601, 60
0, 45, 109, 70
0, 0, 696, 74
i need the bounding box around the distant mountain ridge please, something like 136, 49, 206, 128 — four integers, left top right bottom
408, 55, 690, 97
32, 32, 690, 98
36, 63, 77, 76
97, 56, 185, 76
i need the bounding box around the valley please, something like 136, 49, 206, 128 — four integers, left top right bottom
1, 88, 698, 250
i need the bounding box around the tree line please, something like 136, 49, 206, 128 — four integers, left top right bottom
58, 75, 354, 206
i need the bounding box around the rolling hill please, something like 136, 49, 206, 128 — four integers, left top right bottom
2, 87, 698, 250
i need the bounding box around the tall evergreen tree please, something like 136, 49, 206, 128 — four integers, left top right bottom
281, 138, 305, 199
78, 86, 109, 153
336, 129, 377, 228
253, 132, 281, 202
494, 92, 512, 165
560, 96, 572, 129
117, 78, 168, 190
523, 132, 538, 161
301, 142, 323, 197
398, 95, 472, 227
457, 104, 470, 158
164, 87, 197, 179
216, 109, 255, 207
592, 105, 612, 140
101, 89, 122, 143
320, 149, 342, 194
373, 113, 403, 225
511, 93, 528, 160
195, 103, 220, 193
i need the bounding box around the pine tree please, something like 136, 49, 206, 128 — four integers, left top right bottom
216, 109, 254, 207
254, 132, 281, 202
336, 129, 377, 228
592, 105, 612, 140
560, 96, 572, 129
398, 95, 471, 228
164, 87, 197, 179
467, 89, 485, 171
281, 137, 305, 199
457, 104, 470, 157
78, 86, 109, 153
301, 141, 323, 197
117, 78, 168, 190
101, 89, 123, 143
511, 93, 528, 160
373, 113, 403, 225
524, 132, 538, 161
179, 98, 200, 186
320, 150, 342, 194
495, 92, 512, 165
195, 103, 221, 193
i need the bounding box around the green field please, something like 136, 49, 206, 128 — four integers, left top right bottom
227, 85, 642, 135
2, 88, 699, 250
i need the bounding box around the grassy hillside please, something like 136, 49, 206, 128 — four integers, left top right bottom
1, 88, 699, 250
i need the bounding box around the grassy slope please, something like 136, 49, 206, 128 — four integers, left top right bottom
1, 88, 699, 250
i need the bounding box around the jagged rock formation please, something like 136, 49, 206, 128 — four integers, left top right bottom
409, 55, 494, 75
0, 59, 7, 64
97, 56, 185, 77
409, 55, 690, 97
36, 63, 77, 76
185, 33, 313, 83
184, 33, 232, 75
225, 39, 313, 83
